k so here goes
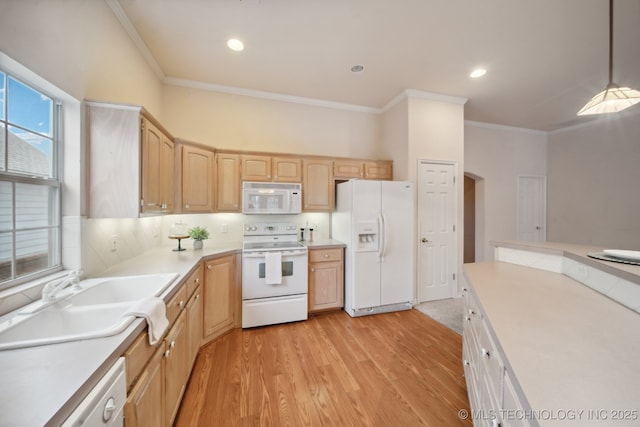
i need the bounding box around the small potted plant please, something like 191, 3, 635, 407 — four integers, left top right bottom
188, 226, 210, 249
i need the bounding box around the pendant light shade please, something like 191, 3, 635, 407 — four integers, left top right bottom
577, 0, 640, 116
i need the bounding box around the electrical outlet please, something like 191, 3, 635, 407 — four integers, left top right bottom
220, 224, 229, 233
110, 235, 118, 252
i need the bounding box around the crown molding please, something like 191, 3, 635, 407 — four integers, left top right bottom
105, 0, 165, 80
163, 77, 381, 114
465, 120, 548, 136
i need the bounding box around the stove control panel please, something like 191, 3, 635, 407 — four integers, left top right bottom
244, 222, 298, 236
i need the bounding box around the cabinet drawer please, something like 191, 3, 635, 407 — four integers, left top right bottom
124, 331, 156, 391
479, 319, 504, 403
309, 247, 343, 263
166, 285, 188, 325
186, 265, 203, 298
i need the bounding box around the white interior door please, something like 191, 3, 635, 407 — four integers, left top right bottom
517, 176, 546, 241
417, 161, 456, 302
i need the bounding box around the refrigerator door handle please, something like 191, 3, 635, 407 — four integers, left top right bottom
378, 213, 386, 261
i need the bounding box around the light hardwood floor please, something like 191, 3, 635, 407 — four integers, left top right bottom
175, 308, 473, 426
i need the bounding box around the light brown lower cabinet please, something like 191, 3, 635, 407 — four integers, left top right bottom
124, 345, 165, 427
124, 254, 241, 426
186, 284, 203, 367
203, 254, 237, 342
308, 247, 344, 313
164, 310, 188, 426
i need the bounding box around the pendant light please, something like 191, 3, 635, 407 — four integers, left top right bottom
577, 0, 640, 115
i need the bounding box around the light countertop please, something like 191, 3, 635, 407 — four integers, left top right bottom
464, 260, 640, 426
491, 240, 640, 286
0, 243, 241, 427
302, 238, 346, 249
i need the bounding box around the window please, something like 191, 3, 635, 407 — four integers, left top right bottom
0, 69, 62, 288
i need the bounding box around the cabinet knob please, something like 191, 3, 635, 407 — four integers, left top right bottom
324, 254, 329, 258
468, 309, 475, 316
208, 265, 212, 270
463, 359, 470, 366
185, 204, 190, 209
311, 268, 315, 272
164, 350, 171, 358
481, 348, 490, 358
179, 300, 185, 308
195, 294, 200, 300
195, 278, 199, 284
170, 340, 176, 348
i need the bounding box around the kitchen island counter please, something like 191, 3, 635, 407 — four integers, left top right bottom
464, 260, 640, 426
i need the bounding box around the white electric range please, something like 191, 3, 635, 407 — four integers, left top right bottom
241, 222, 308, 328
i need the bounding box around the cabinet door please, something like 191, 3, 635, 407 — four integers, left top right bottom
216, 153, 241, 212
186, 285, 203, 368
308, 248, 344, 312
309, 260, 344, 312
141, 117, 174, 214
273, 157, 302, 182
125, 346, 165, 427
333, 160, 363, 179
241, 154, 272, 181
161, 136, 175, 212
181, 145, 215, 212
364, 160, 393, 180
203, 255, 236, 339
141, 117, 163, 214
302, 159, 334, 211
164, 310, 188, 427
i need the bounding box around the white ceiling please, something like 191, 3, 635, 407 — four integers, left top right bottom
113, 0, 640, 131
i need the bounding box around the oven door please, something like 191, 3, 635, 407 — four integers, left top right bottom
242, 249, 308, 299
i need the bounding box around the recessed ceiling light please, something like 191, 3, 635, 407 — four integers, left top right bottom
350, 64, 365, 73
470, 68, 487, 78
227, 38, 244, 52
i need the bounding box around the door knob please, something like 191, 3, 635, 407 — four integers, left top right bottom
421, 238, 429, 243
536, 226, 541, 230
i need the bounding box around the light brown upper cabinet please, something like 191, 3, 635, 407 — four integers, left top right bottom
216, 153, 241, 212
86, 101, 175, 218
333, 159, 364, 179
272, 156, 302, 182
241, 154, 302, 183
334, 159, 393, 181
241, 154, 272, 181
176, 142, 216, 213
302, 159, 334, 211
364, 160, 393, 180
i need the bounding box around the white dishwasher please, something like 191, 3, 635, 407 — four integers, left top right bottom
62, 357, 126, 426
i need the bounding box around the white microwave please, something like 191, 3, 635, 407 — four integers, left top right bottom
242, 182, 302, 214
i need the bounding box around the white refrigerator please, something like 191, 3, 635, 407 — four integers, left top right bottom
332, 180, 415, 317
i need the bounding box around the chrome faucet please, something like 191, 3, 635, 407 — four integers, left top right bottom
42, 270, 83, 302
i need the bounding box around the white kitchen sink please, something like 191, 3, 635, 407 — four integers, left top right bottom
0, 303, 135, 351
0, 272, 179, 351
70, 273, 179, 306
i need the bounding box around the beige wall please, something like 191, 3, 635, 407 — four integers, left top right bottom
161, 83, 381, 158
464, 122, 547, 260
0, 0, 163, 116
380, 101, 409, 180
407, 96, 465, 293
547, 111, 640, 249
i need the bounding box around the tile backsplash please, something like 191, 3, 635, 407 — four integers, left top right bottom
0, 212, 332, 317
